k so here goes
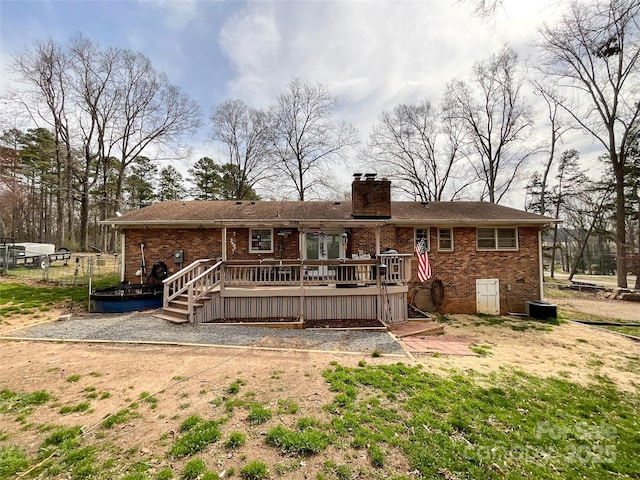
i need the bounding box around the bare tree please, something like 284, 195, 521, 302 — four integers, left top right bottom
69, 36, 120, 251
538, 0, 640, 288
269, 78, 359, 201
365, 100, 471, 201
210, 99, 273, 199
527, 82, 576, 217
12, 40, 74, 246
444, 46, 537, 203
564, 181, 614, 281
110, 49, 201, 209
11, 36, 202, 251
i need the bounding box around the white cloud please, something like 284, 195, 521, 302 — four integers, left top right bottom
216, 1, 558, 134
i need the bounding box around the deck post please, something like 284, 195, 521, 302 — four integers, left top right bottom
299, 259, 305, 324
222, 228, 227, 261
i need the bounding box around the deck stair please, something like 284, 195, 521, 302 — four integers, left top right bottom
155, 259, 221, 324
389, 320, 444, 338
156, 292, 210, 324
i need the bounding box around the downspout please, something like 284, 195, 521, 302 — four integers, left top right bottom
299, 229, 305, 324
538, 229, 544, 301
120, 232, 126, 282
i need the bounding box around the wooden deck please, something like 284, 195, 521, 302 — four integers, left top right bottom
160, 257, 411, 326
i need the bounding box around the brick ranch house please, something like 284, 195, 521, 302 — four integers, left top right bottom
105, 175, 557, 325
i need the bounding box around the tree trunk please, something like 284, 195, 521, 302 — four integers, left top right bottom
550, 224, 559, 278
613, 162, 627, 288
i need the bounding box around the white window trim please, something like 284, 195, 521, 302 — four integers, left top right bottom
476, 227, 519, 251
438, 228, 454, 251
249, 228, 274, 254
414, 227, 430, 252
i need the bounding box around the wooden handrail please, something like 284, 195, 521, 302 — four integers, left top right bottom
163, 258, 216, 307
163, 256, 412, 321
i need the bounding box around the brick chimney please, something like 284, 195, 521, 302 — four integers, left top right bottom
351, 173, 391, 219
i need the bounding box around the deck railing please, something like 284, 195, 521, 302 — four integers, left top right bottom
163, 256, 412, 322
163, 258, 218, 306
223, 255, 411, 287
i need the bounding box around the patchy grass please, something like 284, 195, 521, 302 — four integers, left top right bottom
224, 431, 246, 450
470, 344, 492, 356
276, 398, 299, 415
247, 404, 271, 425
101, 408, 136, 429
240, 460, 269, 480
266, 424, 332, 455
0, 282, 86, 317
472, 314, 557, 330
226, 378, 246, 395
604, 325, 640, 337
168, 418, 222, 458
0, 445, 29, 479
2, 362, 638, 479
182, 458, 206, 479
320, 363, 640, 479
0, 389, 52, 419
59, 402, 91, 415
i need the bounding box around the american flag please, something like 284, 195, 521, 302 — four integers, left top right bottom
415, 237, 431, 282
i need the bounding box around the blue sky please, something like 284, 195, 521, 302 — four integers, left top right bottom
0, 0, 598, 203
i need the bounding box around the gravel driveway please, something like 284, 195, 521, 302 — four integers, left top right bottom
3, 312, 406, 355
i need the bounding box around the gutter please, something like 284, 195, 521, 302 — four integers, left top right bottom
103, 218, 560, 229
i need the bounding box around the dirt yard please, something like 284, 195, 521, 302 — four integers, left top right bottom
1, 289, 639, 478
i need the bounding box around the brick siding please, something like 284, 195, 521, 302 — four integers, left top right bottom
123, 224, 540, 315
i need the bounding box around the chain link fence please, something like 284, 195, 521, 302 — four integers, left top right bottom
0, 252, 122, 288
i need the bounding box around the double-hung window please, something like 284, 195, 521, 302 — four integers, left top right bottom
476, 227, 518, 250
249, 228, 273, 253
438, 228, 453, 251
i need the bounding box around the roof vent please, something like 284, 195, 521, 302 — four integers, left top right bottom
236, 201, 242, 205
250, 201, 256, 205
353, 172, 363, 178
421, 201, 429, 207
364, 173, 377, 181
334, 201, 341, 205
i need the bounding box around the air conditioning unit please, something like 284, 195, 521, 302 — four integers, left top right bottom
526, 301, 557, 320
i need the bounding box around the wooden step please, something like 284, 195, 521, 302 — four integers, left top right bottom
161, 307, 190, 320
154, 313, 190, 324
389, 321, 444, 338
171, 299, 205, 308
177, 293, 213, 302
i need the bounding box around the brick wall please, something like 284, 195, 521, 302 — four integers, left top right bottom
123, 227, 301, 283
123, 228, 224, 282
412, 226, 540, 315
123, 224, 541, 315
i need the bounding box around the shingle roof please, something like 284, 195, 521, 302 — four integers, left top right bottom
106, 200, 556, 227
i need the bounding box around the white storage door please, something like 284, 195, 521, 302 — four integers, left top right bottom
476, 279, 500, 315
